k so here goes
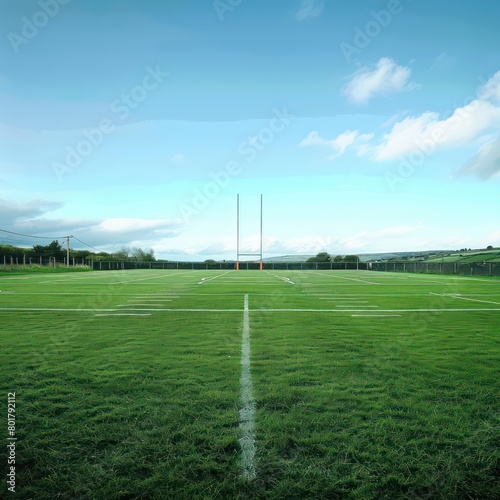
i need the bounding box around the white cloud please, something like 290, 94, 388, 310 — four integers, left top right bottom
299, 130, 373, 160
1, 202, 183, 250
306, 70, 500, 176
457, 137, 500, 180
294, 0, 324, 20
342, 57, 415, 104
373, 76, 500, 161
0, 199, 63, 225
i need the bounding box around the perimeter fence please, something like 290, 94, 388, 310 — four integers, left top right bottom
3, 257, 499, 276
370, 261, 500, 277
90, 261, 368, 271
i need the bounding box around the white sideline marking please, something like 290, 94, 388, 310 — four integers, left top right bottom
429, 292, 500, 306
239, 294, 256, 479
95, 313, 151, 317
2, 307, 500, 314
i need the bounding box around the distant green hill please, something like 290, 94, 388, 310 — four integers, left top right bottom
262, 248, 500, 264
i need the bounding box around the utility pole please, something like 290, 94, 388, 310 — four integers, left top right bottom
66, 236, 70, 268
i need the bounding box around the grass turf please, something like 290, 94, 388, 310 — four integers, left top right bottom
1, 270, 499, 499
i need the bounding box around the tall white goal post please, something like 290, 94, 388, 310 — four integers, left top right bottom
236, 194, 263, 271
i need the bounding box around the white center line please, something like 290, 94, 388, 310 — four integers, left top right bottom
239, 293, 256, 480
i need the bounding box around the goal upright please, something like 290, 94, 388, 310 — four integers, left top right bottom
236, 194, 263, 271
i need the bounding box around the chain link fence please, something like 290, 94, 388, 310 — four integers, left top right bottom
5, 256, 498, 276
90, 261, 369, 271
370, 261, 500, 276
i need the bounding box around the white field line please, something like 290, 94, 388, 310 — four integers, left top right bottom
352, 314, 401, 317
328, 275, 379, 285
95, 313, 151, 317
133, 296, 180, 299
335, 304, 378, 309
2, 307, 500, 314
112, 271, 194, 284
126, 299, 173, 302
198, 271, 232, 284
117, 302, 173, 307
428, 292, 500, 306
239, 294, 257, 480
320, 299, 369, 302
264, 271, 295, 285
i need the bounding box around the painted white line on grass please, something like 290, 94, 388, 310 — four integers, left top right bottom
329, 275, 380, 285
319, 298, 368, 301
126, 299, 173, 302
113, 271, 194, 284
239, 293, 256, 480
352, 314, 401, 317
429, 292, 500, 306
95, 313, 151, 317
2, 307, 500, 314
198, 271, 232, 284
264, 271, 294, 285
336, 305, 379, 308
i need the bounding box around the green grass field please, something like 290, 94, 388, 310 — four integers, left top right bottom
1, 270, 499, 499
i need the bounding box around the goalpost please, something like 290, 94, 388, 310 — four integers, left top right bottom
236, 194, 263, 271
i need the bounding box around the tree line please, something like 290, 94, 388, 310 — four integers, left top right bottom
0, 241, 157, 263
307, 252, 360, 263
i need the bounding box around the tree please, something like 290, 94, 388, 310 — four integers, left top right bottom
32, 240, 65, 259
333, 255, 344, 262
114, 246, 131, 261
487, 245, 493, 250
307, 252, 331, 263
344, 255, 360, 263
131, 247, 156, 262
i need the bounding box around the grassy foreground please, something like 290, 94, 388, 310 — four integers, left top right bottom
1, 270, 499, 498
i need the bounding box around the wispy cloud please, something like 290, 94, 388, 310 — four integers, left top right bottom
299, 130, 374, 160
457, 137, 500, 180
294, 0, 324, 21
343, 57, 416, 104
0, 199, 63, 225
0, 199, 183, 249
171, 153, 185, 164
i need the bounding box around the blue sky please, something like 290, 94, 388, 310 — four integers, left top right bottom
1, 0, 500, 260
